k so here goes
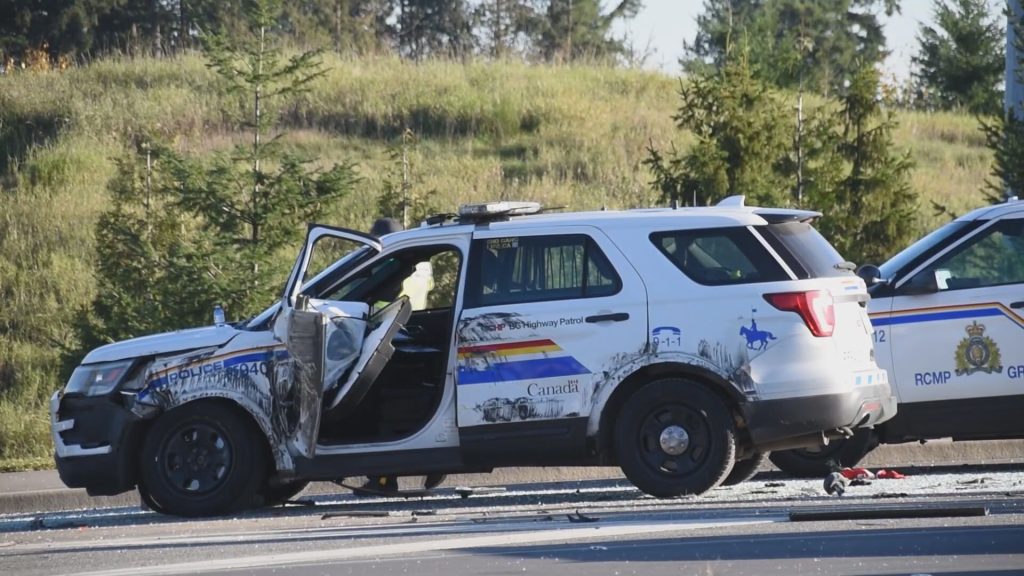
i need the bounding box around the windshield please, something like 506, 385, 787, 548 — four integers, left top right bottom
243, 245, 375, 329
879, 221, 973, 280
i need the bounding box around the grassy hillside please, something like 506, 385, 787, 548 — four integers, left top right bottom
0, 54, 993, 468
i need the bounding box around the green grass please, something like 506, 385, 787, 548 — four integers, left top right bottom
0, 53, 996, 471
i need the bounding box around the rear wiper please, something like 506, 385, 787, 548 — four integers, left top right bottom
834, 261, 856, 271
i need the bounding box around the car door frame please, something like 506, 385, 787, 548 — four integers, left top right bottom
274, 224, 382, 459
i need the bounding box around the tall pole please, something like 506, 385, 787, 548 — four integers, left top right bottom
1007, 0, 1023, 199
1008, 0, 1023, 119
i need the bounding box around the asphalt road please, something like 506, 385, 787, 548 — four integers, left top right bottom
2, 464, 1023, 576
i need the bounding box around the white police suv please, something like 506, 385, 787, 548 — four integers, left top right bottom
770, 198, 1024, 476
52, 199, 894, 516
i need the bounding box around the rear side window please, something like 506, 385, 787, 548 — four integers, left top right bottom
759, 222, 852, 278
466, 234, 621, 307
651, 228, 789, 285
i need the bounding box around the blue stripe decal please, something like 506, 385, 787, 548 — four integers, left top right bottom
458, 357, 590, 385
872, 307, 1003, 327
222, 352, 272, 367
139, 348, 288, 399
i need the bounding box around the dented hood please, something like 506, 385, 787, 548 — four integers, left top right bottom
82, 325, 240, 364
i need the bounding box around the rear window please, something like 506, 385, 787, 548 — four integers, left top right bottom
759, 222, 851, 278
650, 228, 789, 285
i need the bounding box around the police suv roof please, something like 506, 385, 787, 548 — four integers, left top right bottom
378, 204, 821, 245
956, 196, 1024, 222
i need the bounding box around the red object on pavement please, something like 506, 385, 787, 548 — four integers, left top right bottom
876, 469, 907, 479
839, 467, 875, 480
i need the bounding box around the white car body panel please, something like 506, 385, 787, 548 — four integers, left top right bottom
82, 325, 240, 364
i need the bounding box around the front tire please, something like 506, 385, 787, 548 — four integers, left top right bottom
139, 401, 267, 517
769, 429, 878, 477
614, 379, 736, 498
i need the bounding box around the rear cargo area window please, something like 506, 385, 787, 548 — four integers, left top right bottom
651, 228, 789, 285
760, 221, 852, 278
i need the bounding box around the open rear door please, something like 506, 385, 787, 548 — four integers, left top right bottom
272, 224, 381, 459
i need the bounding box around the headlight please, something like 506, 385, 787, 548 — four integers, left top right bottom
65, 360, 133, 396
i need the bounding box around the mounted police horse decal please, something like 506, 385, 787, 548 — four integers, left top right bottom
740, 317, 776, 351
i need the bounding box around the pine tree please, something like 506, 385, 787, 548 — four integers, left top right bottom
980, 7, 1024, 203
397, 0, 475, 59
474, 0, 544, 59
644, 53, 794, 207
377, 129, 439, 228
539, 0, 642, 62
912, 0, 1004, 115
81, 0, 358, 347
684, 0, 901, 95
812, 65, 918, 264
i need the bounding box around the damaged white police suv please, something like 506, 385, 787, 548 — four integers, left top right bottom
770, 197, 1024, 476
52, 199, 894, 516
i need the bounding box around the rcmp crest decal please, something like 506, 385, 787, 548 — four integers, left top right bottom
955, 321, 1002, 376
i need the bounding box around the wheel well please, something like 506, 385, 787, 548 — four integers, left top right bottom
597, 363, 748, 459
146, 398, 276, 472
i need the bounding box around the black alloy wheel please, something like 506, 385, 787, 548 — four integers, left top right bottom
614, 378, 736, 498
139, 401, 267, 517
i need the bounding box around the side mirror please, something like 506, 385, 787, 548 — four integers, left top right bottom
899, 270, 945, 295
856, 264, 885, 287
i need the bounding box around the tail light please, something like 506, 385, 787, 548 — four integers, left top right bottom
764, 290, 835, 337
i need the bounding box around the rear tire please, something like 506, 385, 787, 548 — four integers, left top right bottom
721, 452, 766, 486
769, 429, 878, 477
139, 401, 267, 517
614, 379, 736, 498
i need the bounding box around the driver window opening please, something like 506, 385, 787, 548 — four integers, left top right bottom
910, 219, 1024, 292
316, 245, 463, 445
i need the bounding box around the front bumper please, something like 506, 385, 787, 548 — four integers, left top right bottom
742, 381, 897, 450
51, 391, 144, 496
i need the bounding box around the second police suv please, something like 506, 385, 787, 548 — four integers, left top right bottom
771, 197, 1024, 476
52, 198, 894, 516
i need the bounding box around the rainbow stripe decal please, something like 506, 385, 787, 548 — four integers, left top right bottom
457, 339, 590, 385
870, 302, 1024, 330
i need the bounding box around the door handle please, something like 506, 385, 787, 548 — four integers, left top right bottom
585, 312, 629, 323
1011, 301, 1024, 309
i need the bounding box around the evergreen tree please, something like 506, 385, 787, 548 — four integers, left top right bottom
377, 129, 439, 228
474, 0, 544, 59
81, 0, 358, 347
397, 0, 475, 59
647, 54, 918, 264
979, 7, 1024, 203
76, 141, 212, 347
278, 0, 395, 54
644, 53, 794, 207
539, 0, 642, 62
685, 0, 900, 95
912, 0, 1004, 115
0, 0, 95, 64
812, 65, 918, 264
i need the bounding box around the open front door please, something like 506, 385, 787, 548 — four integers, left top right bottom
272, 224, 381, 459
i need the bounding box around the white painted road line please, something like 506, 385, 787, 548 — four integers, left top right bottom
65, 518, 775, 576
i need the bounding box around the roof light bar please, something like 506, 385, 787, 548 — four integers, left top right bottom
458, 201, 542, 220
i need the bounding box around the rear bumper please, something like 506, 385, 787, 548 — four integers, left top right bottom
742, 382, 897, 450
51, 391, 144, 496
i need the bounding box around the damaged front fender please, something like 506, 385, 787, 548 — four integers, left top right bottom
131, 342, 297, 472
